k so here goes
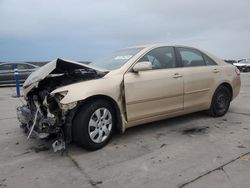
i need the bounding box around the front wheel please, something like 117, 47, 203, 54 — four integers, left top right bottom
72, 100, 115, 150
208, 85, 231, 117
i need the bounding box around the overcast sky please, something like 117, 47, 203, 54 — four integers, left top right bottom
0, 0, 250, 62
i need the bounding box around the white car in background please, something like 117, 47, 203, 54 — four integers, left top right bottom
233, 59, 250, 72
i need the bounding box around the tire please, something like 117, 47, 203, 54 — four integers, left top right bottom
208, 85, 231, 117
72, 99, 115, 151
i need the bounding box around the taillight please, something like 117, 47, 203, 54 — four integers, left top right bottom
235, 68, 240, 76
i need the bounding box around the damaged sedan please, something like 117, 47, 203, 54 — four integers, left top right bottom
17, 44, 241, 151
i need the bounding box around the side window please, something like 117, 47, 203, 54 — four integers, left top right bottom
17, 64, 28, 70
0, 64, 13, 71
178, 48, 206, 67
27, 64, 36, 69
203, 55, 217, 66
138, 47, 177, 69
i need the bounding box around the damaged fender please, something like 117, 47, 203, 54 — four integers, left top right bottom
51, 75, 126, 131
17, 58, 127, 152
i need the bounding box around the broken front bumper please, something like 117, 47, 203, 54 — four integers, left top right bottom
17, 105, 56, 138
17, 105, 65, 152
17, 106, 32, 125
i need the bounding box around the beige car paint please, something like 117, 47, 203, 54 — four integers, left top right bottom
124, 68, 184, 122
181, 65, 217, 110
24, 44, 241, 132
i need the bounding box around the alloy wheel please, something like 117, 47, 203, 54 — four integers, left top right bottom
88, 107, 112, 143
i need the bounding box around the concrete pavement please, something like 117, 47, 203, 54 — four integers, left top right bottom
0, 73, 250, 188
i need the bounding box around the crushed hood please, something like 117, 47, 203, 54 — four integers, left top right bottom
23, 58, 107, 89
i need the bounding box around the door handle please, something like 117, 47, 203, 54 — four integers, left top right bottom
213, 69, 220, 73
172, 73, 183, 78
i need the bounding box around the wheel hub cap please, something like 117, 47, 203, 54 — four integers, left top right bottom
216, 93, 229, 110
88, 108, 112, 143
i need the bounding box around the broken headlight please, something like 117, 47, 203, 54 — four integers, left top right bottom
54, 91, 68, 101
53, 91, 77, 110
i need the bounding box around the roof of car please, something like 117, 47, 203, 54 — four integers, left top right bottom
0, 62, 38, 67
127, 44, 199, 49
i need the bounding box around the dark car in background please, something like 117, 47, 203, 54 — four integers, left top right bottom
0, 63, 38, 85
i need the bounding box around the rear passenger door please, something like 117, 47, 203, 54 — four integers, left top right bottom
176, 47, 218, 110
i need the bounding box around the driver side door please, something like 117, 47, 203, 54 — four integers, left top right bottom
124, 47, 184, 122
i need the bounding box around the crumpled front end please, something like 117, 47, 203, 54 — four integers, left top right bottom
16, 58, 107, 152
17, 105, 57, 140
17, 94, 67, 152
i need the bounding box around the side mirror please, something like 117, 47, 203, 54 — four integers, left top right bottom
132, 61, 152, 73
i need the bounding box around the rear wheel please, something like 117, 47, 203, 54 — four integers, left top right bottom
72, 100, 114, 150
208, 85, 231, 117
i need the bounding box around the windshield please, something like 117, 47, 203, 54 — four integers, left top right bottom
90, 47, 144, 70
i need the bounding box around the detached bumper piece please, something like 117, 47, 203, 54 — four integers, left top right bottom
17, 105, 66, 152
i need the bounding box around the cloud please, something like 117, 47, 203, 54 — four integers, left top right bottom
0, 0, 249, 61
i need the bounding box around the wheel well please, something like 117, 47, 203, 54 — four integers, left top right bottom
78, 95, 123, 133
220, 83, 233, 100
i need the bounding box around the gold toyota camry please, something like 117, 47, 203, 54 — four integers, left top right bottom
17, 44, 241, 151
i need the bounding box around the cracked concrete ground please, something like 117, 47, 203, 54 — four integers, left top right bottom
0, 73, 250, 188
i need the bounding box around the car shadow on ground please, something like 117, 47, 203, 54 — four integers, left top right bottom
121, 111, 210, 136
67, 111, 213, 154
